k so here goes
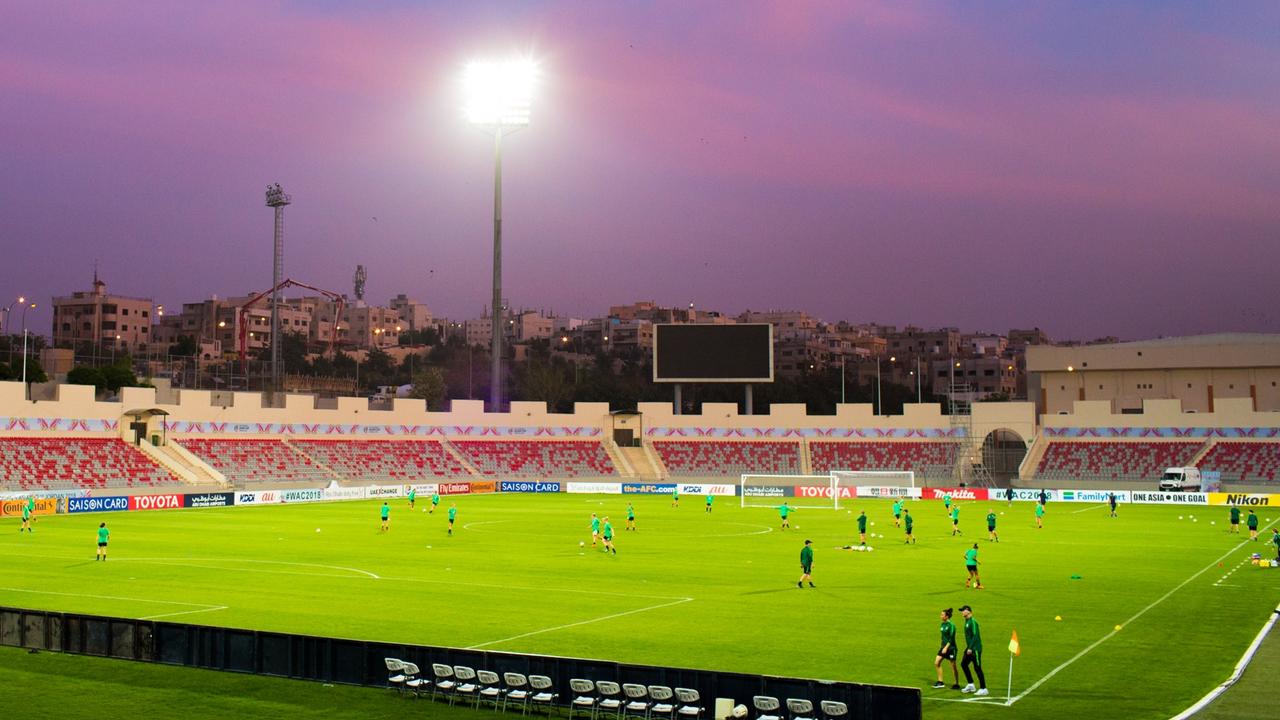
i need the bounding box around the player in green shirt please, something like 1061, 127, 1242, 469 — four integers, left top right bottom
1035, 502, 1045, 529
447, 503, 457, 536
950, 505, 961, 536
986, 510, 998, 543
904, 508, 915, 544
671, 487, 679, 508
626, 503, 636, 531
95, 522, 110, 561
380, 502, 390, 532
1271, 527, 1279, 561
1229, 505, 1241, 534
705, 494, 713, 513
407, 488, 416, 509
1247, 509, 1259, 540
20, 503, 32, 533
430, 493, 440, 514
856, 511, 868, 546
26, 496, 36, 529
959, 605, 988, 695
892, 499, 903, 527
778, 502, 793, 530
943, 493, 953, 513
601, 517, 616, 554
798, 539, 814, 588
932, 607, 960, 689
590, 513, 601, 546
964, 544, 983, 589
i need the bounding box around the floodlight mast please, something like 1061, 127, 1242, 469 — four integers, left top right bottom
464, 58, 535, 413
265, 184, 292, 400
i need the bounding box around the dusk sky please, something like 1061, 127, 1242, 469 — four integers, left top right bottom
3, 1, 1278, 342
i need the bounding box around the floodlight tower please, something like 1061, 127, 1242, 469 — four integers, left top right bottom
464, 57, 536, 413
265, 183, 291, 397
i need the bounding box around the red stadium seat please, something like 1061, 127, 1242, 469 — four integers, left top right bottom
651, 440, 801, 477
450, 440, 616, 478
1033, 441, 1203, 482
809, 441, 959, 482
1196, 441, 1280, 483
0, 437, 179, 491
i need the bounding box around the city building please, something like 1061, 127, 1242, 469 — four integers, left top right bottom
389, 294, 433, 332
52, 277, 154, 351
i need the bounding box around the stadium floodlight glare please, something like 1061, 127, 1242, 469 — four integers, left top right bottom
463, 58, 536, 126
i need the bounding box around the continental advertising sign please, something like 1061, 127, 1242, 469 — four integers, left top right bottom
0, 498, 58, 517
469, 480, 497, 494
1208, 493, 1280, 507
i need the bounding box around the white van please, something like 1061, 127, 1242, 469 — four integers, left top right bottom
1158, 467, 1201, 492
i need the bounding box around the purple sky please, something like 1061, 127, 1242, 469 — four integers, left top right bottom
3, 1, 1278, 342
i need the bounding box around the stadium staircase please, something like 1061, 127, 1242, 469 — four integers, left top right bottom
618, 443, 663, 479
602, 440, 637, 478
137, 440, 227, 487
439, 440, 483, 477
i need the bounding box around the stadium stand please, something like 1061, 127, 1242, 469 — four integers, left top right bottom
0, 437, 179, 490
808, 441, 959, 481
288, 439, 469, 482
450, 440, 617, 478
1032, 440, 1203, 482
651, 440, 802, 477
176, 438, 334, 485
1196, 441, 1280, 483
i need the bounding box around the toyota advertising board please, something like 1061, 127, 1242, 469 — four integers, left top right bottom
129, 494, 183, 511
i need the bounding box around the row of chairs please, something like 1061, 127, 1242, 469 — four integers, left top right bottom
754, 696, 847, 720
386, 660, 556, 714
570, 680, 703, 720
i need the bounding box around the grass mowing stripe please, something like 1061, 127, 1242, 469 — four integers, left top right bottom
466, 596, 695, 649
1008, 517, 1280, 705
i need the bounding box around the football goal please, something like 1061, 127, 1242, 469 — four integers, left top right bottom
829, 470, 915, 510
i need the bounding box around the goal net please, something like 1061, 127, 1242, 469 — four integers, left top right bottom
740, 474, 836, 509
830, 470, 915, 510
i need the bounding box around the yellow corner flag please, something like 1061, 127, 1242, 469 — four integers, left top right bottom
1008, 630, 1021, 656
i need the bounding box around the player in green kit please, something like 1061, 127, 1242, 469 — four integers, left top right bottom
959, 605, 988, 695
601, 517, 616, 554
1035, 502, 1045, 529
1229, 505, 1241, 534
430, 493, 440, 514
705, 494, 713, 513
778, 502, 793, 530
626, 503, 636, 531
798, 539, 814, 588
590, 513, 601, 546
943, 493, 952, 514
904, 508, 915, 544
26, 496, 36, 529
20, 502, 32, 533
408, 487, 416, 509
671, 487, 679, 508
986, 510, 998, 542
380, 502, 390, 532
856, 511, 868, 546
950, 505, 961, 536
1246, 509, 1258, 540
1271, 527, 1279, 561
964, 544, 982, 589
447, 503, 457, 536
892, 499, 903, 527
95, 522, 109, 561
932, 608, 960, 689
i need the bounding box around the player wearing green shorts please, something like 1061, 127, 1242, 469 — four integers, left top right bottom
932, 608, 960, 689
601, 517, 616, 554
1229, 505, 1241, 534
986, 510, 998, 542
778, 502, 793, 530
447, 503, 457, 536
380, 502, 390, 532
1247, 509, 1258, 540
964, 544, 982, 589
943, 493, 952, 513
904, 508, 915, 544
408, 488, 416, 509
950, 505, 961, 536
430, 493, 440, 513
1271, 527, 1279, 561
20, 503, 32, 533
26, 496, 36, 529
590, 513, 601, 546
705, 494, 713, 513
959, 605, 988, 695
892, 499, 903, 527
857, 511, 868, 546
626, 503, 636, 531
95, 523, 109, 561
671, 488, 679, 508
1035, 502, 1045, 529
798, 539, 814, 588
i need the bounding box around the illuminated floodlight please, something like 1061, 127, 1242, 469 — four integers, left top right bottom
464, 58, 536, 126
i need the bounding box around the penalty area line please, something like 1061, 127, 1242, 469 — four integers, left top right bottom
466, 597, 694, 650
0, 586, 228, 621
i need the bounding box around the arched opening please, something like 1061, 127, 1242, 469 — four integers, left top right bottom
982, 428, 1027, 482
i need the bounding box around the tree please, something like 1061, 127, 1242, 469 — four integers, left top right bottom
515, 358, 574, 412
408, 367, 447, 410
169, 335, 199, 357
20, 357, 48, 384
67, 366, 107, 392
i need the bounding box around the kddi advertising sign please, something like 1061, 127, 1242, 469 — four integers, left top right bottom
678, 484, 736, 496
1208, 492, 1280, 506
235, 491, 281, 506
1130, 491, 1209, 505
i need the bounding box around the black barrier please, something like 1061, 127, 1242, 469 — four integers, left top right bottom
0, 607, 920, 720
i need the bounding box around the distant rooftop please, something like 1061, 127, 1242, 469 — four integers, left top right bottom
1106, 333, 1280, 347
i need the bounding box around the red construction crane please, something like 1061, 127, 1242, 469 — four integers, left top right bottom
237, 279, 346, 369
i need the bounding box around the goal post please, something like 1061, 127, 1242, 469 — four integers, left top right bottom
830, 470, 916, 511
740, 474, 836, 509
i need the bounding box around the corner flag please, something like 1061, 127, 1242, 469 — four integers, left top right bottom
1008, 630, 1021, 656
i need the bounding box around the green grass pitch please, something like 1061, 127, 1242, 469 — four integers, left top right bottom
1, 494, 1278, 720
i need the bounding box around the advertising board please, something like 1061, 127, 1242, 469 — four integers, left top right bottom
622, 483, 677, 495
0, 498, 58, 517
742, 485, 790, 498
184, 492, 235, 508
566, 482, 623, 494
438, 482, 471, 495
469, 480, 497, 494
322, 486, 368, 501
922, 487, 990, 501
795, 486, 856, 499
281, 488, 324, 504
1208, 492, 1280, 507
366, 485, 403, 498
677, 483, 736, 496
235, 490, 281, 506
1058, 490, 1131, 503
855, 486, 923, 499
129, 494, 183, 511
1130, 491, 1209, 505
67, 496, 130, 514
500, 481, 562, 493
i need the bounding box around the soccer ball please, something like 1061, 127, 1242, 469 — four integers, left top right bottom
315, 528, 321, 533
579, 541, 585, 547
732, 705, 748, 719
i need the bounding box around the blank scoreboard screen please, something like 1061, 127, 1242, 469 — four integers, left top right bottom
653, 324, 773, 383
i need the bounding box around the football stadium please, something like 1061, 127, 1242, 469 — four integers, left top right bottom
2, 376, 1278, 720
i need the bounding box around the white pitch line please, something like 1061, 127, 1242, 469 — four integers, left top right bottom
1069, 504, 1107, 514
119, 557, 380, 580
1007, 518, 1280, 705
1170, 602, 1280, 719
139, 605, 229, 621
0, 586, 220, 609
466, 596, 694, 650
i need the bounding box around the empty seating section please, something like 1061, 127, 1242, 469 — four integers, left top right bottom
1033, 441, 1203, 482
289, 439, 468, 482
809, 441, 958, 480
0, 437, 178, 491
451, 440, 616, 477
652, 441, 801, 477
1197, 442, 1280, 483
178, 438, 332, 485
